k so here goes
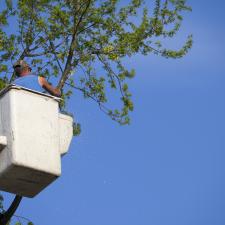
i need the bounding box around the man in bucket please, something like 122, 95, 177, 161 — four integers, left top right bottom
13, 60, 61, 97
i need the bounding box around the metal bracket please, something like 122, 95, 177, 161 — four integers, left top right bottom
0, 136, 7, 151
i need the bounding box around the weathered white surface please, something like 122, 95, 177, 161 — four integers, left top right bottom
0, 136, 7, 151
59, 113, 73, 156
0, 86, 73, 197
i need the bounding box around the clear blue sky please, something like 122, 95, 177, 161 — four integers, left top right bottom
2, 0, 225, 224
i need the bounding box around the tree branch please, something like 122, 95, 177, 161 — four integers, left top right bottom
64, 81, 123, 122
57, 0, 92, 90
97, 54, 125, 98
0, 195, 22, 225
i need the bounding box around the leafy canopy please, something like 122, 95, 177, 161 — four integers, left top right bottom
0, 0, 192, 125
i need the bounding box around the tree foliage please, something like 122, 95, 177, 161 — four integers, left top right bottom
0, 0, 192, 124
0, 0, 192, 224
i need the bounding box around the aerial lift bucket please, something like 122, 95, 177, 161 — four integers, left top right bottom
0, 85, 73, 197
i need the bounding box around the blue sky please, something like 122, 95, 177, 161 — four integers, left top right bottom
2, 0, 225, 224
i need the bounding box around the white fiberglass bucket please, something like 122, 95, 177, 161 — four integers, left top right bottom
0, 85, 73, 197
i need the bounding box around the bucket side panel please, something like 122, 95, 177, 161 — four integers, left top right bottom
59, 114, 73, 156
11, 89, 61, 175
0, 92, 14, 175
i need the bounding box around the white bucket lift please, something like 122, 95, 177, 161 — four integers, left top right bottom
0, 85, 73, 197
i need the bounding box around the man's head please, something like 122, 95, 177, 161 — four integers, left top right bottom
13, 60, 32, 77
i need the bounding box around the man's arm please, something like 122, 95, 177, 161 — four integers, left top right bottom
38, 77, 61, 97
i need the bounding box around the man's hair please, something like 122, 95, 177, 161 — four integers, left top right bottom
13, 60, 31, 76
